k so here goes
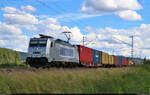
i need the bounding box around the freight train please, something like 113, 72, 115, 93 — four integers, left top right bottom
26, 34, 142, 68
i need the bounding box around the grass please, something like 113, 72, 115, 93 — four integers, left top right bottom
0, 62, 30, 69
0, 64, 150, 94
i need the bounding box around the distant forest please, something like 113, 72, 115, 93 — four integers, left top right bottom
0, 48, 27, 64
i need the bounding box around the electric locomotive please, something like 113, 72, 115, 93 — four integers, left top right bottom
26, 34, 79, 68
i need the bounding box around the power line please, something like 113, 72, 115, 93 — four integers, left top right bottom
53, 3, 88, 29
113, 35, 135, 59
36, 0, 87, 30
113, 36, 131, 46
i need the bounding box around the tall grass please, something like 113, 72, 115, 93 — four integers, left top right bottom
0, 64, 150, 94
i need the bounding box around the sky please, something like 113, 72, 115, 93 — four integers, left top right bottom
0, 0, 150, 59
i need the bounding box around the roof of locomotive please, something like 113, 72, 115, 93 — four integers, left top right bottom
55, 39, 76, 47
31, 34, 77, 48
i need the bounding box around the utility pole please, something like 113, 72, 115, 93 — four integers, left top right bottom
112, 49, 115, 55
130, 35, 134, 59
83, 36, 86, 46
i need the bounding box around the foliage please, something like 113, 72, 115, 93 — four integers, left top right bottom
143, 59, 150, 64
0, 48, 20, 64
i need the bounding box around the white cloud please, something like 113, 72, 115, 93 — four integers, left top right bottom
2, 7, 20, 14
39, 18, 58, 25
21, 5, 36, 12
116, 10, 142, 21
85, 26, 93, 32
70, 27, 83, 42
0, 22, 28, 51
81, 0, 143, 21
2, 6, 26, 15
36, 18, 83, 43
56, 13, 100, 22
2, 7, 38, 25
4, 13, 39, 25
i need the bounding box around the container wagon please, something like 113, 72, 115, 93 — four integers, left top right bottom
124, 58, 128, 66
108, 55, 111, 65
102, 52, 109, 67
118, 56, 122, 67
77, 45, 92, 67
92, 49, 102, 67
111, 55, 114, 66
114, 56, 119, 66
122, 57, 128, 66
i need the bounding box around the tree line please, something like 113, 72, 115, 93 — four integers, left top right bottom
0, 48, 20, 64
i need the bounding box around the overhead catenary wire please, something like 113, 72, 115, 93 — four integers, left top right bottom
52, 2, 88, 29
35, 0, 87, 30
6, 0, 87, 30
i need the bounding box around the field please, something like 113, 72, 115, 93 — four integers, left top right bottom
0, 64, 150, 94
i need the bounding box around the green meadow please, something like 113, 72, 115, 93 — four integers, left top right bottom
0, 64, 150, 94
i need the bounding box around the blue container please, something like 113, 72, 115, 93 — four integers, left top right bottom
92, 49, 101, 64
118, 56, 122, 65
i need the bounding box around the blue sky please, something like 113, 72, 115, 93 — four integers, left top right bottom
0, 0, 150, 59
0, 0, 148, 29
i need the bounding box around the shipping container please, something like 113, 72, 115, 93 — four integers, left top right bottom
77, 45, 92, 66
111, 55, 114, 65
101, 52, 105, 64
92, 49, 102, 64
122, 57, 125, 66
122, 57, 128, 66
114, 56, 119, 66
106, 53, 109, 64
124, 58, 128, 66
122, 57, 124, 66
102, 52, 109, 65
108, 55, 111, 65
108, 55, 114, 65
118, 56, 122, 65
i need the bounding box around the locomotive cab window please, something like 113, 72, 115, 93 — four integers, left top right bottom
39, 40, 47, 47
29, 40, 47, 47
39, 41, 47, 44
29, 41, 38, 47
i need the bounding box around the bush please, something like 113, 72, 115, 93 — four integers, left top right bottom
144, 60, 150, 64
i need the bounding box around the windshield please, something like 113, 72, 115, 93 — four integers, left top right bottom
29, 40, 47, 47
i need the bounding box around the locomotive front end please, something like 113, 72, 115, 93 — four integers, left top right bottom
26, 38, 50, 67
